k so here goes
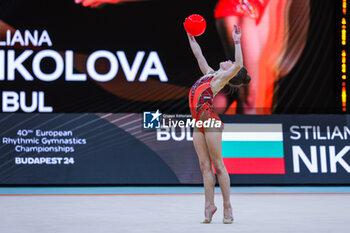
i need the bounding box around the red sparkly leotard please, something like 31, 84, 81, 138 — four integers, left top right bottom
189, 75, 222, 133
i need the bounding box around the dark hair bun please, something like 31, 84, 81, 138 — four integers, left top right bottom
243, 75, 251, 85
229, 66, 250, 86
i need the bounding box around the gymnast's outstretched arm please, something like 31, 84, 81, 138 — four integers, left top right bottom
186, 33, 214, 75
214, 25, 243, 88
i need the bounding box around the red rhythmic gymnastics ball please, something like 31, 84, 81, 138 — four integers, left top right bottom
184, 14, 207, 36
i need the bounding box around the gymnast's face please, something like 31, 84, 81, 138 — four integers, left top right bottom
219, 60, 234, 70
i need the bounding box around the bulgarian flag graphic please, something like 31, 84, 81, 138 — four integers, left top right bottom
221, 124, 285, 174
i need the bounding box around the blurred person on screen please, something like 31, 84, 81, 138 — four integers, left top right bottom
215, 0, 310, 114
75, 0, 142, 8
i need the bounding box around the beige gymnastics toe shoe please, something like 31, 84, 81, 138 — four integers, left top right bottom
201, 206, 217, 224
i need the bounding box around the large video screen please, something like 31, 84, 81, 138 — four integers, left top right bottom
0, 0, 344, 114
0, 0, 348, 185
